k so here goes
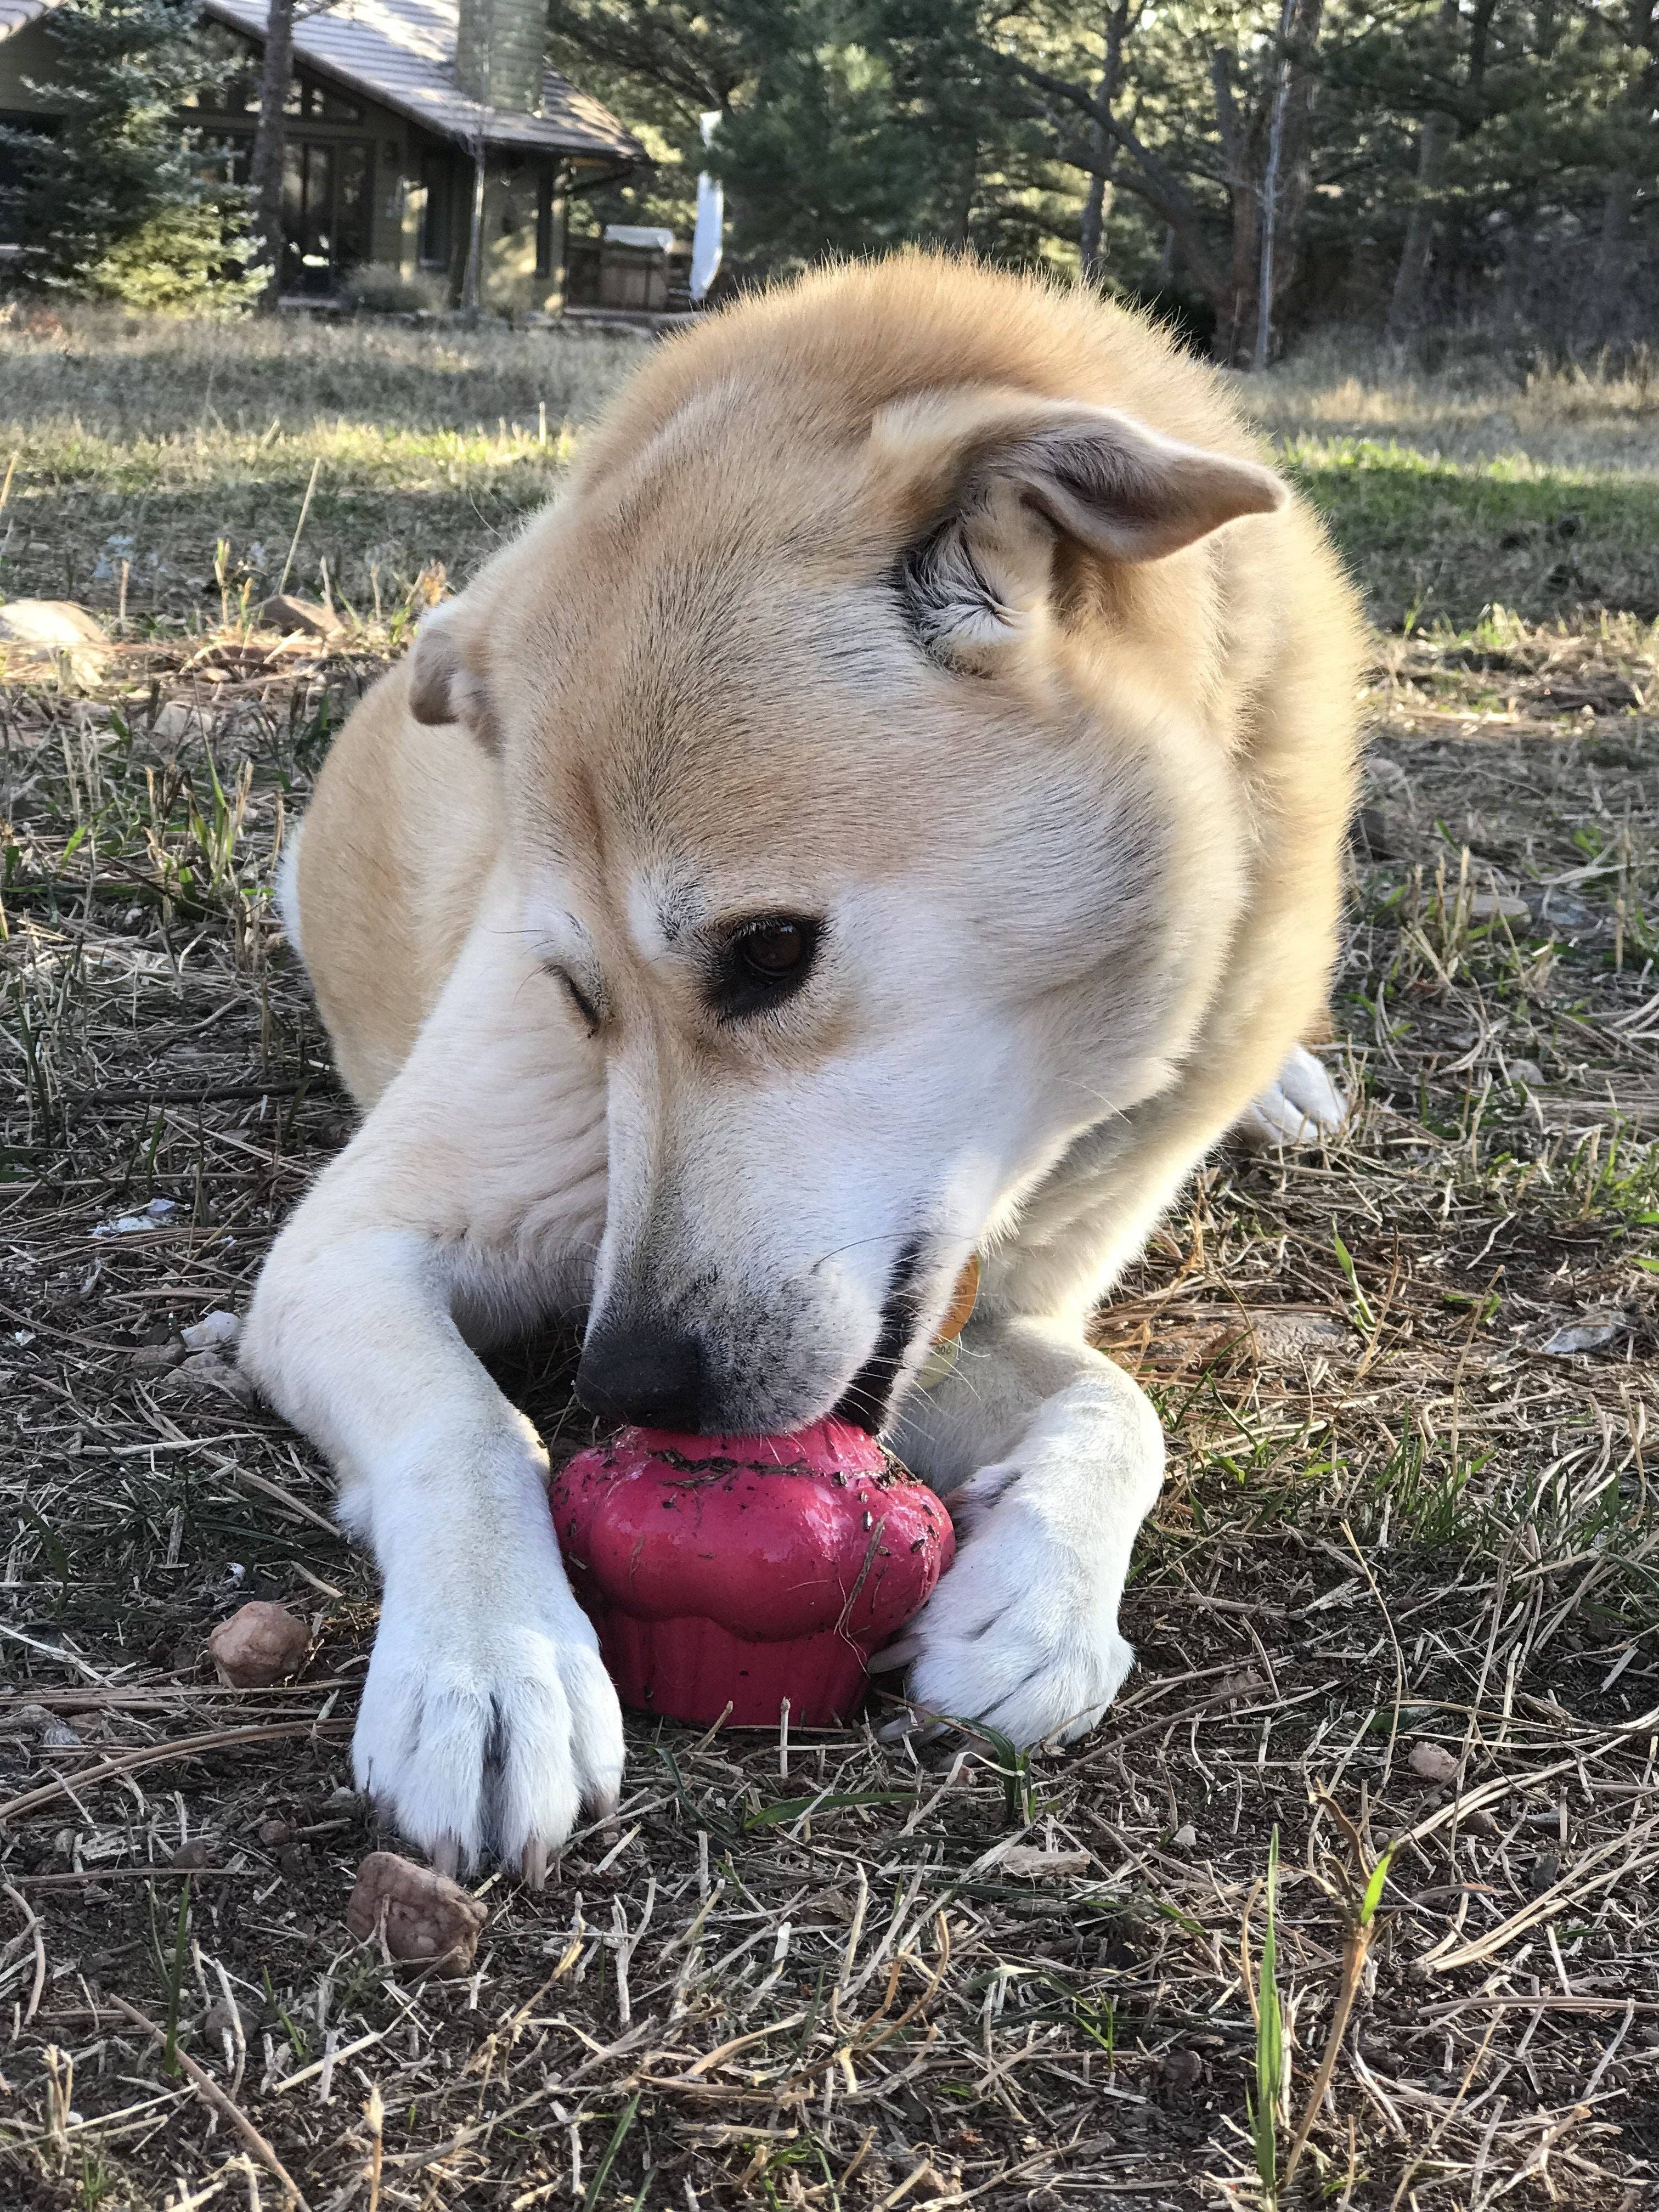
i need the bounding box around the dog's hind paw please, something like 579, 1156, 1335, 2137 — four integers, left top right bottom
352, 1565, 623, 1886
1233, 1043, 1347, 1153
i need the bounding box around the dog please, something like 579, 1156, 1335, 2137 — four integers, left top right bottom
243, 254, 1364, 1883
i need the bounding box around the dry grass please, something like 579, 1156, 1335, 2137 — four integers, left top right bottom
1250, 336, 1659, 475
0, 303, 650, 623
1245, 337, 1659, 630
1, 323, 1657, 2210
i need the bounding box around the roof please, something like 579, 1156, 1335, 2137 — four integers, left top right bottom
201, 0, 642, 163
0, 0, 69, 42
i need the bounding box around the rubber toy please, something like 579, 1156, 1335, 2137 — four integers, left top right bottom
551, 1417, 956, 1725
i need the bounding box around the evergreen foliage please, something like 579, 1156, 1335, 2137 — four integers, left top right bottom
549, 0, 1659, 360
0, 0, 252, 305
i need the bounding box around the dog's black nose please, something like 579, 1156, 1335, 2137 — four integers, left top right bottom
575, 1317, 707, 1431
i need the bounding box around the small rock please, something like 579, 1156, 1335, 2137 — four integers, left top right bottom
181, 1310, 240, 1352
1538, 890, 1595, 928
346, 1852, 487, 1973
203, 1999, 238, 2046
1469, 890, 1530, 924
150, 701, 200, 745
15, 1703, 82, 1748
1350, 806, 1400, 860
1461, 1807, 1498, 1836
206, 1599, 308, 1688
171, 1838, 211, 1870
1506, 1059, 1545, 1088
1408, 1740, 1459, 1785
1161, 2047, 1204, 2096
167, 1350, 256, 1404
1365, 757, 1413, 804
130, 1341, 185, 1372
1217, 1668, 1268, 1705
1171, 1822, 1199, 1850
261, 593, 345, 640
1541, 1318, 1623, 1357
904, 2164, 951, 2204
258, 1816, 294, 1848
0, 599, 110, 681
1529, 1850, 1560, 1896
1000, 1844, 1092, 1880
1248, 1311, 1346, 1361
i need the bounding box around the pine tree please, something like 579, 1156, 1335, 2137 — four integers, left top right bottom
0, 0, 249, 300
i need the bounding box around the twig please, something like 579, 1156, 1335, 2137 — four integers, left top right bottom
0, 1718, 352, 1821
278, 456, 321, 596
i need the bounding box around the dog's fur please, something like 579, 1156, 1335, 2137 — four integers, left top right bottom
242, 256, 1365, 1879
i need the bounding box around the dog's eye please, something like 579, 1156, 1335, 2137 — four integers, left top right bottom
712, 916, 820, 1022
738, 921, 810, 978
548, 966, 600, 1035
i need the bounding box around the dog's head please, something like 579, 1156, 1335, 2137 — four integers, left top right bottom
406, 295, 1284, 1436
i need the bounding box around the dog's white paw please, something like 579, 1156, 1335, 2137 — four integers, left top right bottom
1234, 1042, 1347, 1153
354, 1562, 623, 1883
877, 1463, 1137, 1746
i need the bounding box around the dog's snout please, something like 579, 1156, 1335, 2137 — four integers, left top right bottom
576, 1313, 708, 1432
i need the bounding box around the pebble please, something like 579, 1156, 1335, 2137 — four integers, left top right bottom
206, 1599, 309, 1688
1000, 1844, 1092, 1879
181, 1310, 241, 1352
346, 1852, 487, 1973
1408, 1740, 1459, 1784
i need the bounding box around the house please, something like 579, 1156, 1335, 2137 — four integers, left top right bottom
0, 0, 645, 312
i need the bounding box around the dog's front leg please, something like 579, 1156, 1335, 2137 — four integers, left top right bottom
245, 1203, 621, 1880
241, 976, 622, 1880
882, 1317, 1164, 1744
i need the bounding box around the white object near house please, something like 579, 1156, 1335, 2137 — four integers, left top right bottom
603, 226, 675, 251
691, 110, 723, 303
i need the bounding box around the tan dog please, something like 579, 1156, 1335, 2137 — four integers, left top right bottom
244, 255, 1364, 1882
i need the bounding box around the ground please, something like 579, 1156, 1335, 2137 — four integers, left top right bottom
0, 304, 1655, 2212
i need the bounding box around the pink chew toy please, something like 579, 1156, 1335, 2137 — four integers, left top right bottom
550, 1416, 955, 1726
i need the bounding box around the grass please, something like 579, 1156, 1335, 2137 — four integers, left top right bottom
1, 306, 1657, 2209
1246, 337, 1659, 630
0, 305, 651, 623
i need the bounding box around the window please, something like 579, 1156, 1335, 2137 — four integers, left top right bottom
535, 165, 558, 280
419, 147, 454, 270
0, 113, 59, 245
283, 75, 362, 122
280, 139, 374, 295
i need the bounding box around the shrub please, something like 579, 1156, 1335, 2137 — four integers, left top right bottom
80, 204, 264, 314
0, 0, 244, 299
336, 262, 451, 316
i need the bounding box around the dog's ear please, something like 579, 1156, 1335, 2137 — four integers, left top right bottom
873, 387, 1285, 671
406, 599, 499, 749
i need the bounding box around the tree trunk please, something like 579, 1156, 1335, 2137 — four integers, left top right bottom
1385, 108, 1453, 341
1385, 0, 1460, 343
1079, 0, 1131, 284
1253, 0, 1296, 369
251, 0, 295, 311
461, 143, 487, 317
1594, 170, 1635, 347
1210, 46, 1256, 363
1079, 157, 1110, 282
